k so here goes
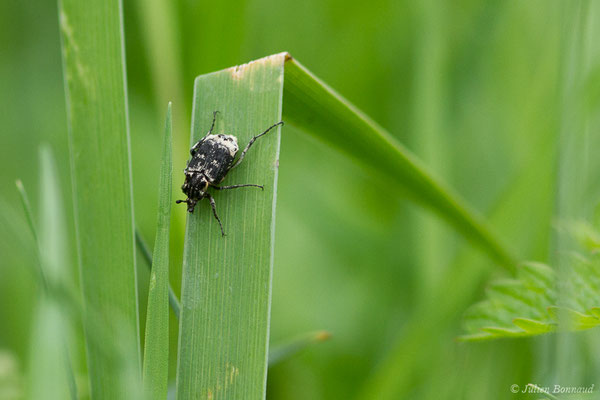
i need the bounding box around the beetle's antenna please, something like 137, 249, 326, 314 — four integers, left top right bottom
176, 198, 200, 213
176, 199, 190, 210
208, 110, 219, 135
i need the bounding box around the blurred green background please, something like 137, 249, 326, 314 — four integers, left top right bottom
2, 0, 597, 399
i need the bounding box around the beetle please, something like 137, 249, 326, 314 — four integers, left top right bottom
176, 111, 283, 236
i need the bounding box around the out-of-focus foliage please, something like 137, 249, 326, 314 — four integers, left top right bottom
461, 220, 600, 342
462, 221, 600, 340
2, 0, 600, 399
462, 243, 600, 340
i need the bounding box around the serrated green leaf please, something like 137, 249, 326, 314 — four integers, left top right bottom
481, 327, 527, 337
512, 318, 555, 334
143, 103, 172, 400
456, 333, 495, 342
547, 306, 600, 330
462, 302, 510, 331
487, 280, 539, 310
520, 262, 556, 290
462, 239, 600, 340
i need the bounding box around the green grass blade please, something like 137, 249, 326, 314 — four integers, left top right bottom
15, 147, 78, 400
136, 229, 181, 319
15, 180, 48, 289
143, 103, 172, 399
32, 146, 78, 400
58, 0, 140, 397
176, 54, 285, 399
283, 56, 516, 271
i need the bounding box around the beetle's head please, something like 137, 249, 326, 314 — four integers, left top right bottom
181, 173, 208, 197
178, 172, 208, 213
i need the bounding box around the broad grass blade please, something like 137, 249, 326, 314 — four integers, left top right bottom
176, 53, 285, 399
58, 0, 140, 396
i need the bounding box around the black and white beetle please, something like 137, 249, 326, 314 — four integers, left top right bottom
176, 111, 283, 236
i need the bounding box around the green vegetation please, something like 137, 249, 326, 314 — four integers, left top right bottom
58, 0, 139, 397
142, 104, 172, 400
283, 58, 516, 270
2, 0, 600, 399
176, 55, 285, 399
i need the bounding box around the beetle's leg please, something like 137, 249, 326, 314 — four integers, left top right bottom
212, 184, 264, 191
191, 111, 220, 155
205, 193, 226, 236
208, 110, 219, 135
230, 121, 284, 169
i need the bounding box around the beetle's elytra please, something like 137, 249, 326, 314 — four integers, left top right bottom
176, 111, 284, 236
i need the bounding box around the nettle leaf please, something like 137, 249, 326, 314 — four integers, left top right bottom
461, 223, 600, 340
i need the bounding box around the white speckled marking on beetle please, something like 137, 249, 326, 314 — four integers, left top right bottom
204, 134, 239, 157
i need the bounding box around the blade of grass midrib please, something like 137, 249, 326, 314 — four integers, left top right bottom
143, 103, 172, 399
136, 229, 181, 319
